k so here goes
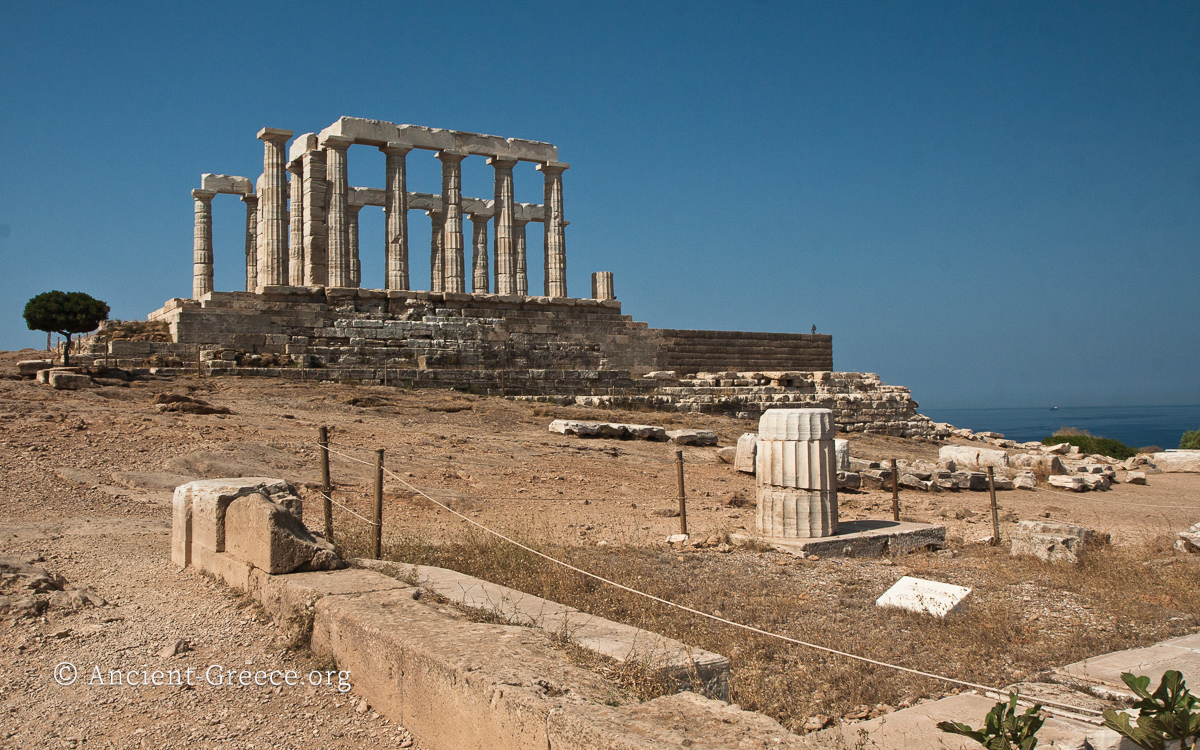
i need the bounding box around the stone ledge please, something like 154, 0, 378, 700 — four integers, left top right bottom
354, 558, 729, 701
732, 520, 946, 558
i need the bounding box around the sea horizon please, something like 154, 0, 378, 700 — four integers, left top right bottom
919, 404, 1200, 451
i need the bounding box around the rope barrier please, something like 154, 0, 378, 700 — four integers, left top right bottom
308, 438, 1104, 717
321, 490, 379, 527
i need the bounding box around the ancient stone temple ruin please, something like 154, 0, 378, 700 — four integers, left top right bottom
82, 117, 935, 435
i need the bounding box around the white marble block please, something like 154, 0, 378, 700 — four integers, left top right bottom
876, 576, 971, 618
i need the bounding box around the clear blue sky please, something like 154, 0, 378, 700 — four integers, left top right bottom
1, 1, 1196, 409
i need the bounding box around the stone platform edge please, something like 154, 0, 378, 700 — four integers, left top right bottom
173, 477, 809, 749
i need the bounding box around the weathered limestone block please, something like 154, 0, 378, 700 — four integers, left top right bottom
1011, 534, 1083, 564
171, 477, 299, 568
734, 433, 757, 473
938, 445, 1010, 470
756, 439, 837, 491
666, 429, 717, 446
834, 438, 849, 472
225, 493, 343, 575
1048, 475, 1088, 492
1177, 523, 1200, 553
1080, 474, 1111, 491
1125, 471, 1147, 484
47, 372, 95, 390
1013, 472, 1037, 490
17, 360, 52, 376
715, 447, 737, 464
1150, 451, 1200, 473
756, 487, 837, 538
1011, 453, 1068, 475
1016, 521, 1110, 545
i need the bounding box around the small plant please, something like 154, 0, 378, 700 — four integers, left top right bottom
1102, 670, 1199, 750
1181, 430, 1200, 450
937, 692, 1044, 749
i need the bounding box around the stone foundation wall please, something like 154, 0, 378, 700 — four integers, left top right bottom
653, 329, 832, 374
75, 288, 927, 435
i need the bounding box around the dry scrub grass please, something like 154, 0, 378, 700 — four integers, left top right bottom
331, 524, 1200, 733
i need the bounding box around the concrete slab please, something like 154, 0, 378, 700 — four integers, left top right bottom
732, 519, 946, 558
876, 576, 971, 618
1052, 632, 1200, 699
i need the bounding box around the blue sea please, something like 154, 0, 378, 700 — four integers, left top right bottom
919, 405, 1200, 452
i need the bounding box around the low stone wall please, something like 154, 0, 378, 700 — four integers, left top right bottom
654, 329, 832, 374
171, 477, 807, 750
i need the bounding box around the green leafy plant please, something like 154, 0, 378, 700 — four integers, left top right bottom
1181, 430, 1200, 450
1042, 430, 1137, 460
23, 290, 110, 366
937, 692, 1045, 749
1102, 671, 1199, 750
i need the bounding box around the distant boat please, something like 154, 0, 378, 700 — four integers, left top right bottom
1051, 406, 1059, 410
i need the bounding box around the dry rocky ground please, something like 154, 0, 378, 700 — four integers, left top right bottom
2, 347, 1199, 745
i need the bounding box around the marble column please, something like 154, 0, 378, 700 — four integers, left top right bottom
591, 271, 614, 300
191, 189, 216, 299
437, 151, 467, 293
469, 213, 489, 293
513, 218, 529, 296
536, 161, 568, 297
301, 149, 328, 286
322, 134, 353, 287
381, 144, 411, 290
755, 409, 838, 539
287, 161, 304, 286
348, 204, 362, 288
427, 210, 445, 292
241, 194, 259, 292
257, 128, 293, 286
487, 157, 518, 295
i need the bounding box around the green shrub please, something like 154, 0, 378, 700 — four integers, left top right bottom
1042, 433, 1137, 460
1102, 670, 1199, 749
1181, 430, 1200, 450
938, 691, 1045, 749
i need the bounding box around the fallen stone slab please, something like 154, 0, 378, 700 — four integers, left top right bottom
48, 371, 96, 390
1041, 442, 1072, 455
548, 420, 668, 441
17, 360, 52, 377
715, 446, 736, 464
1013, 472, 1037, 490
1015, 521, 1110, 545
876, 576, 970, 618
1124, 471, 1146, 485
1176, 522, 1200, 553
1011, 453, 1068, 475
1079, 474, 1111, 491
1048, 475, 1088, 492
734, 432, 757, 473
938, 445, 1010, 470
1150, 450, 1200, 473
666, 429, 718, 446
834, 438, 849, 472
1011, 533, 1085, 564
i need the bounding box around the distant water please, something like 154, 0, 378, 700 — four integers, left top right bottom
920, 405, 1200, 451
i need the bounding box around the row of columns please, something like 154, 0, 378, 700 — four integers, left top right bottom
192, 129, 570, 298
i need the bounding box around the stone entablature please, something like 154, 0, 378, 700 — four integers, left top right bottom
191, 117, 580, 302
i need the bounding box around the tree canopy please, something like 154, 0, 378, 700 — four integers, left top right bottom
23, 291, 110, 366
